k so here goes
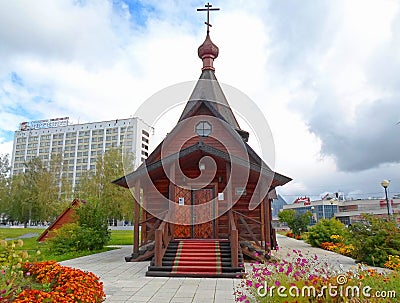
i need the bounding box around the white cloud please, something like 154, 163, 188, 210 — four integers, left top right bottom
0, 0, 399, 201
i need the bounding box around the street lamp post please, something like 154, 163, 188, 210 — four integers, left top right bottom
381, 179, 391, 218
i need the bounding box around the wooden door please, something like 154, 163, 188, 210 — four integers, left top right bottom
192, 188, 215, 238
173, 187, 192, 238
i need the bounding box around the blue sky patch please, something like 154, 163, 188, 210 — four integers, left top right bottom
113, 0, 156, 27
10, 72, 23, 87
0, 130, 14, 143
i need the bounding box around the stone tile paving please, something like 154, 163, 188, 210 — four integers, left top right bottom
61, 235, 372, 303
61, 246, 237, 303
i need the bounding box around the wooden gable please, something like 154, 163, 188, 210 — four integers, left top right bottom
37, 199, 82, 242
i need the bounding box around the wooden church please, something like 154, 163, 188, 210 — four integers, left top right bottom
113, 3, 291, 278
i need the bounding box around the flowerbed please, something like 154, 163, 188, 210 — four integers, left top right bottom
13, 261, 105, 303
235, 249, 400, 303
0, 239, 105, 302
13, 261, 105, 302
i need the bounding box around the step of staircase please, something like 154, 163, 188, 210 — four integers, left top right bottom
146, 239, 245, 278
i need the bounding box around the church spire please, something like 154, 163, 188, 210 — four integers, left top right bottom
197, 3, 220, 71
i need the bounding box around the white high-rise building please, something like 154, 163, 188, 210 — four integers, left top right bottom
11, 117, 152, 188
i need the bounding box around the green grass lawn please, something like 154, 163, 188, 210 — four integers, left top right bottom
0, 227, 133, 262
107, 230, 133, 245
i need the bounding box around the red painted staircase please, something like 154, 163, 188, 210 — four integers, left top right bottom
146, 239, 244, 278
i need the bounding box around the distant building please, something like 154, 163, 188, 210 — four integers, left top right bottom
283, 197, 400, 225
11, 117, 152, 189
335, 198, 400, 225
271, 194, 288, 219
283, 198, 339, 225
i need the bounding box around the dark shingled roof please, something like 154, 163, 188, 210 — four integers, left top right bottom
178, 69, 240, 129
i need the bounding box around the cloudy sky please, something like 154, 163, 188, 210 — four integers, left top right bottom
1, 0, 399, 202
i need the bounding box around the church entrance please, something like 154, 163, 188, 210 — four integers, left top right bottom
192, 188, 215, 239
173, 186, 216, 239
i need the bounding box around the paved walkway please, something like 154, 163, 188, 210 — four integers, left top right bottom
60, 235, 366, 303
272, 234, 358, 272
61, 246, 237, 303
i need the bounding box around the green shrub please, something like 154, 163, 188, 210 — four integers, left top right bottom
306, 217, 349, 247
47, 201, 110, 255
75, 201, 110, 250
278, 209, 312, 236
47, 223, 82, 254
349, 214, 400, 267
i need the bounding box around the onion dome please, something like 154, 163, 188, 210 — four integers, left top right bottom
198, 33, 219, 70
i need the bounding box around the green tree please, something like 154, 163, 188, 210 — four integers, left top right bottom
8, 157, 61, 226
47, 200, 111, 254
76, 148, 134, 224
278, 209, 312, 236
0, 154, 10, 218
349, 214, 400, 267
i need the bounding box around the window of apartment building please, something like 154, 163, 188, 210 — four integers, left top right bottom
142, 130, 149, 137
142, 143, 148, 150
106, 136, 112, 141
142, 137, 149, 144
17, 138, 26, 143
106, 129, 112, 134
141, 151, 148, 156
141, 157, 146, 162
66, 132, 76, 138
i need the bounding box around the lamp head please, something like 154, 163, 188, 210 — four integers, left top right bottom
381, 179, 390, 188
